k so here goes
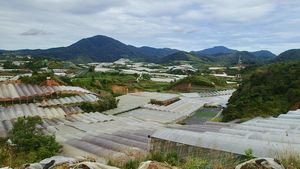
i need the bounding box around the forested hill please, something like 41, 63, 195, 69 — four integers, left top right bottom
0, 35, 277, 65
222, 62, 300, 121
275, 49, 300, 62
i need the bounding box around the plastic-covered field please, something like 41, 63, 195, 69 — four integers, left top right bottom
37, 94, 99, 106
0, 83, 93, 101
0, 89, 236, 162
151, 109, 300, 158
119, 97, 206, 123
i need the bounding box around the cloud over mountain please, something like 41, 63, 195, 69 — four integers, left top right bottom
0, 0, 300, 54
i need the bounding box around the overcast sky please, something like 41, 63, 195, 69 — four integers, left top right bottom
0, 0, 300, 54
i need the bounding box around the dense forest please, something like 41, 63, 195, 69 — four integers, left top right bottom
222, 62, 300, 121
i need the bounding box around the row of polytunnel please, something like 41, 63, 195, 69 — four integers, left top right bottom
0, 111, 115, 137
0, 103, 83, 120
37, 94, 99, 106
0, 83, 93, 100
65, 129, 153, 161
151, 109, 300, 158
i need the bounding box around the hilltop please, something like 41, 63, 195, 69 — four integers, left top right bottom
275, 49, 300, 62
192, 46, 237, 56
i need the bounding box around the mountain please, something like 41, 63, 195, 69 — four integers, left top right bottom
192, 46, 237, 56
0, 35, 280, 65
191, 46, 276, 66
159, 51, 202, 63
198, 51, 273, 66
275, 49, 300, 62
250, 50, 276, 58
2, 35, 177, 63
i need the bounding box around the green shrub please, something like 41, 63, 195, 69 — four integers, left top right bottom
150, 152, 165, 162
244, 148, 254, 161
0, 116, 62, 166
183, 157, 210, 169
80, 94, 118, 112
122, 160, 140, 169
165, 151, 180, 166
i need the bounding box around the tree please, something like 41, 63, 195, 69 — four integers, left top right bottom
8, 116, 61, 161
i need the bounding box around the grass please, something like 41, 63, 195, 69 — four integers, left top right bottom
194, 111, 219, 118
181, 108, 221, 125
108, 151, 241, 169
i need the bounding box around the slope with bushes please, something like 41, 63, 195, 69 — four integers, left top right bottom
222, 62, 300, 121
169, 74, 228, 91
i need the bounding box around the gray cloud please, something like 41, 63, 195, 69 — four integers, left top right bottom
20, 28, 50, 36
0, 0, 299, 54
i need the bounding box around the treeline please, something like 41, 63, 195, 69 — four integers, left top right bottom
222, 62, 300, 121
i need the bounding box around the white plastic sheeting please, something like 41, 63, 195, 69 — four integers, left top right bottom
151, 109, 300, 158
130, 92, 179, 102
119, 108, 188, 123
65, 129, 152, 161
0, 83, 93, 100
143, 98, 205, 113
120, 98, 206, 123
103, 94, 151, 115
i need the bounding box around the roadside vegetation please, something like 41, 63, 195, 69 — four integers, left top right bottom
0, 116, 61, 167
108, 150, 300, 169
222, 61, 300, 121
109, 151, 244, 169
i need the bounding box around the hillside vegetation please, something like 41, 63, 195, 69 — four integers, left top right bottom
222, 62, 300, 121
159, 51, 203, 64
275, 49, 300, 62
169, 74, 228, 92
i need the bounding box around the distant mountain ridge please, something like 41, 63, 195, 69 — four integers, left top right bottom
159, 51, 202, 63
1, 34, 295, 65
3, 35, 178, 63
192, 46, 237, 56
275, 49, 300, 62
251, 50, 276, 58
